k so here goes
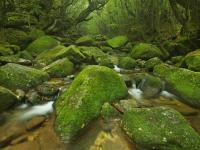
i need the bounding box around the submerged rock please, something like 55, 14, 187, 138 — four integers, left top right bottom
130, 43, 165, 60
42, 58, 74, 78
183, 49, 200, 71
118, 57, 136, 70
122, 107, 200, 150
154, 64, 200, 108
0, 63, 49, 90
55, 65, 127, 140
26, 36, 59, 56
0, 86, 18, 112
106, 35, 128, 48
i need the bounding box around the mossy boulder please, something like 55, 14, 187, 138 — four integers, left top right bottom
0, 28, 29, 46
139, 75, 163, 98
107, 36, 128, 48
154, 64, 200, 108
42, 58, 74, 78
28, 28, 45, 41
0, 86, 18, 112
101, 102, 119, 119
0, 45, 13, 56
130, 43, 165, 60
26, 36, 60, 56
144, 57, 163, 70
75, 36, 95, 46
118, 57, 137, 70
183, 49, 200, 71
0, 63, 49, 90
122, 107, 200, 150
16, 51, 34, 60
35, 45, 85, 67
80, 46, 113, 67
0, 55, 32, 65
55, 65, 127, 140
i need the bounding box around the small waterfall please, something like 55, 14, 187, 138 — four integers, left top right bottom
128, 82, 143, 100
114, 65, 121, 73
160, 91, 175, 99
19, 101, 54, 120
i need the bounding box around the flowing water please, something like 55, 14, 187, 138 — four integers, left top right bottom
0, 67, 200, 150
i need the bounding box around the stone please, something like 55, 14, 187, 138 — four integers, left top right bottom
118, 57, 137, 70
107, 36, 128, 48
75, 35, 95, 46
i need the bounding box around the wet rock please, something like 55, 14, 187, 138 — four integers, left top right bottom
0, 63, 50, 90
106, 36, 128, 48
75, 35, 95, 46
15, 89, 26, 101
7, 141, 40, 150
0, 86, 18, 112
130, 43, 166, 60
35, 45, 85, 67
26, 90, 41, 104
11, 135, 28, 145
55, 65, 127, 140
144, 57, 163, 71
118, 57, 136, 70
26, 36, 60, 56
154, 64, 200, 108
183, 49, 200, 71
36, 82, 59, 97
122, 107, 200, 150
25, 116, 46, 131
42, 58, 74, 78
139, 75, 163, 98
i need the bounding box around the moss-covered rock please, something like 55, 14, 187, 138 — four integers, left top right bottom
130, 43, 165, 60
184, 49, 200, 71
122, 107, 200, 150
101, 102, 119, 119
0, 28, 29, 46
154, 64, 200, 108
35, 45, 85, 67
80, 46, 113, 67
0, 86, 18, 112
0, 63, 49, 90
0, 55, 32, 65
107, 35, 128, 48
75, 36, 95, 46
26, 36, 60, 56
0, 45, 14, 56
144, 57, 163, 70
42, 58, 74, 78
118, 57, 136, 70
16, 51, 34, 60
139, 75, 163, 98
28, 28, 45, 41
55, 65, 127, 140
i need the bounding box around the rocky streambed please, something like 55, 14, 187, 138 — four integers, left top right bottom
0, 33, 200, 150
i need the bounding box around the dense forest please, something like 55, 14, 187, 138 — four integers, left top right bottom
0, 0, 200, 150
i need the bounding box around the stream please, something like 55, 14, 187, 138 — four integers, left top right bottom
0, 66, 200, 150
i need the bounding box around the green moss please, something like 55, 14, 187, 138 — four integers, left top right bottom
0, 86, 17, 112
101, 102, 119, 119
0, 55, 31, 65
107, 35, 128, 48
184, 49, 200, 71
28, 28, 45, 41
154, 64, 200, 108
0, 63, 49, 90
118, 57, 137, 69
75, 36, 95, 46
26, 36, 60, 56
35, 45, 85, 67
42, 58, 74, 78
122, 107, 200, 150
0, 45, 13, 56
55, 65, 127, 140
130, 43, 164, 60
144, 57, 163, 70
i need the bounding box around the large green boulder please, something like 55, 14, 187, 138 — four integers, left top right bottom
122, 107, 200, 150
118, 57, 137, 69
55, 65, 127, 140
183, 49, 200, 71
75, 35, 95, 46
130, 43, 165, 60
35, 45, 85, 67
107, 35, 128, 48
26, 36, 60, 56
42, 58, 74, 78
144, 57, 163, 70
0, 86, 18, 112
28, 28, 45, 41
0, 55, 32, 65
0, 63, 49, 90
0, 28, 29, 46
79, 46, 113, 67
154, 64, 200, 108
